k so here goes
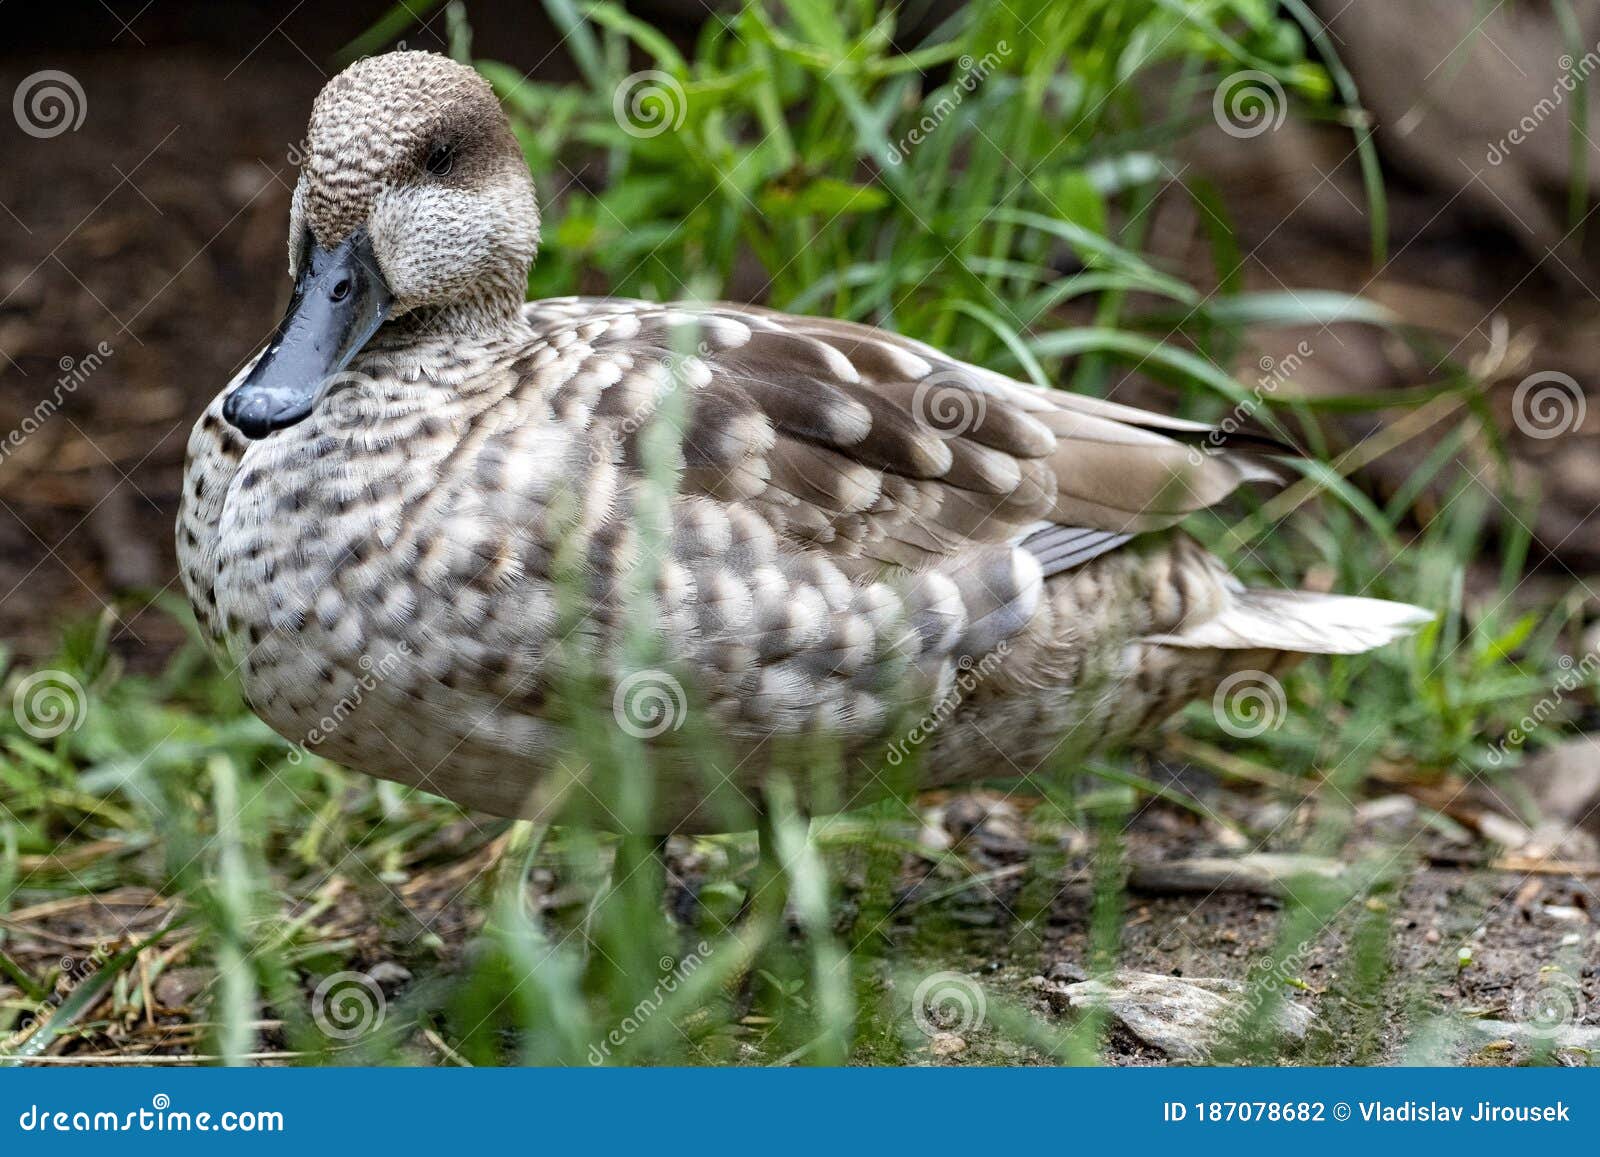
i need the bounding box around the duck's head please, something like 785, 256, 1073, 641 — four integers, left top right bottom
225, 51, 538, 438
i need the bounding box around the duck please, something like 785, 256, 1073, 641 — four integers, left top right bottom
177, 50, 1431, 837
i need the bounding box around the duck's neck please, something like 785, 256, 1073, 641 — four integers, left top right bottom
368, 292, 530, 353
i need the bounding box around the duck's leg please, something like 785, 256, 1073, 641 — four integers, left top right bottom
588, 833, 673, 994
612, 833, 669, 905
736, 808, 786, 928
616, 832, 710, 938
654, 837, 704, 927
730, 804, 798, 1017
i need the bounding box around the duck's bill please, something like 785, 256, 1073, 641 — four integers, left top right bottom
222, 229, 393, 439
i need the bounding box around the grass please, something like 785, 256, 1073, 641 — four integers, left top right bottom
1, 0, 1594, 1066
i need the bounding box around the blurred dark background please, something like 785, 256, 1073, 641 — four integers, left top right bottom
0, 1, 586, 658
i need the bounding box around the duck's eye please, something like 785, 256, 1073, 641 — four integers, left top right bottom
330, 277, 351, 302
425, 143, 455, 177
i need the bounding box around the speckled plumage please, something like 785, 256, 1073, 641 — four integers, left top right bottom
179, 52, 1430, 833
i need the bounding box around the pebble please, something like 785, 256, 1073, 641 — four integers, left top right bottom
1541, 904, 1588, 923
367, 961, 413, 989
1356, 795, 1419, 827
1059, 970, 1315, 1061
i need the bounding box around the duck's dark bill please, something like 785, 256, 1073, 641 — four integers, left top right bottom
222, 229, 393, 439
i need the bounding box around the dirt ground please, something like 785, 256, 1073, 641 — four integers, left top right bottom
898, 790, 1599, 1065
3, 782, 1595, 1064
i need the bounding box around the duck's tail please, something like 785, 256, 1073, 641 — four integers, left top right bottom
1145, 586, 1434, 655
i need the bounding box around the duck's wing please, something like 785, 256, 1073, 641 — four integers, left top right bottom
529, 297, 1281, 577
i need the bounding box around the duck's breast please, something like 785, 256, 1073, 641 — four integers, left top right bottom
181, 350, 597, 782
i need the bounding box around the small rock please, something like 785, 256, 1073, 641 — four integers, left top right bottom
1211, 822, 1250, 851
1248, 801, 1293, 831
1463, 1019, 1600, 1051
1522, 820, 1599, 862
943, 797, 986, 840
1513, 738, 1600, 838
1541, 904, 1589, 924
917, 810, 952, 852
1061, 969, 1315, 1061
1357, 795, 1419, 828
929, 1032, 968, 1057
1476, 811, 1532, 849
367, 961, 412, 990
1045, 960, 1087, 983
153, 967, 210, 1011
